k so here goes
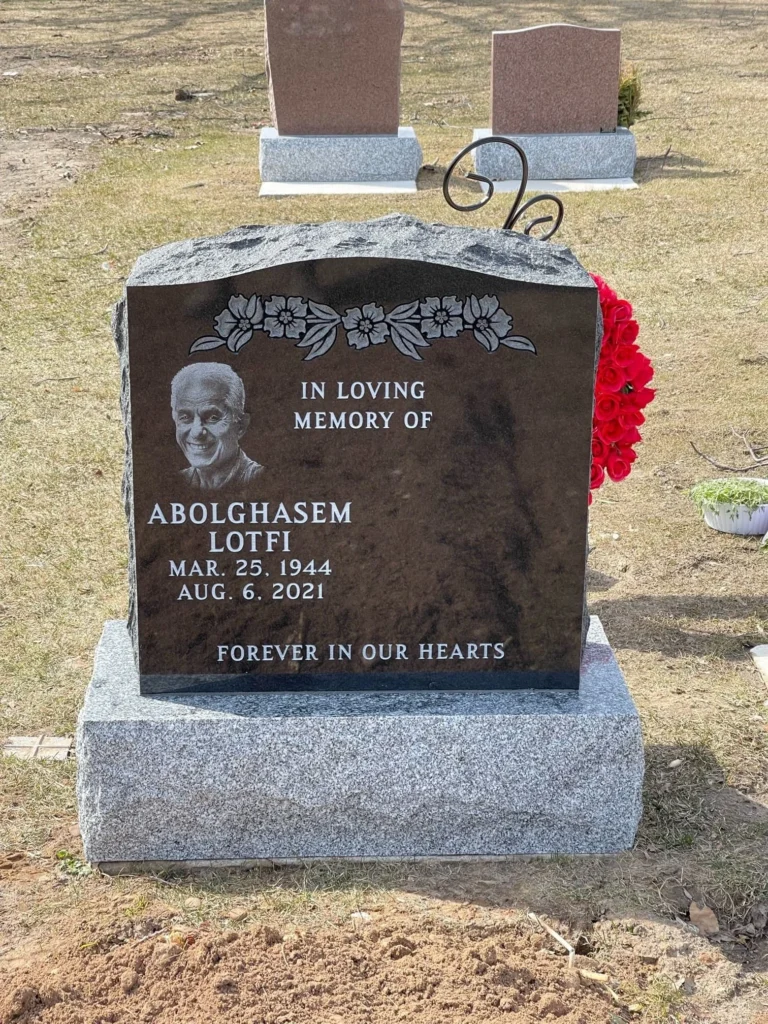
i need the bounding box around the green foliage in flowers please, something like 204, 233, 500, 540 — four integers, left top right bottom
618, 66, 645, 128
690, 477, 768, 513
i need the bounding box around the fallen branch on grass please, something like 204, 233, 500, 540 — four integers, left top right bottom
691, 435, 768, 472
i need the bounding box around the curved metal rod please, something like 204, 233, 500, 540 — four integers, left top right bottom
442, 136, 564, 241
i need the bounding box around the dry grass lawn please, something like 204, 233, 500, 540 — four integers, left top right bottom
1, 0, 768, 1020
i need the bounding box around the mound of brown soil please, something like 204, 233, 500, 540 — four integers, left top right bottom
1, 919, 618, 1024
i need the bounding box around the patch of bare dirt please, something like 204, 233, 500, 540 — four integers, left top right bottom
0, 916, 643, 1024
0, 129, 101, 251
2, 905, 761, 1024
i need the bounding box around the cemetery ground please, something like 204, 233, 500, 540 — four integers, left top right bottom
0, 0, 767, 1020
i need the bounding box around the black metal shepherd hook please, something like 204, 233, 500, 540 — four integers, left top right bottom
442, 136, 564, 240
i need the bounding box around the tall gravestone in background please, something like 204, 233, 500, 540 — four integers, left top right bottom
266, 0, 402, 135
491, 24, 620, 135
77, 215, 644, 865
474, 24, 636, 185
259, 0, 422, 191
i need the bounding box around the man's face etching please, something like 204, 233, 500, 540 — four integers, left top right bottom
172, 378, 246, 470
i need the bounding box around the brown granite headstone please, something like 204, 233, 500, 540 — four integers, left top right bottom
116, 216, 600, 695
265, 0, 403, 136
491, 24, 621, 135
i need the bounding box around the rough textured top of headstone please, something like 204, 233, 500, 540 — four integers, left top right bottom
265, 0, 403, 135
126, 215, 593, 291
491, 24, 621, 135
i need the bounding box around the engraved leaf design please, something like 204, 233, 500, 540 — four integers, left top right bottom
189, 336, 228, 353
388, 322, 429, 361
299, 324, 338, 361
499, 335, 537, 353
473, 331, 498, 353
307, 300, 342, 324
231, 331, 253, 353
386, 301, 420, 322
296, 322, 333, 348
297, 321, 337, 349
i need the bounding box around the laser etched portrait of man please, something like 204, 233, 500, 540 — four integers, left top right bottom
170, 363, 263, 490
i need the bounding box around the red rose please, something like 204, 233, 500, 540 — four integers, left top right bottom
603, 301, 633, 346
628, 386, 655, 409
606, 450, 632, 482
613, 343, 639, 368
618, 444, 638, 463
611, 299, 633, 324
596, 362, 626, 392
601, 322, 624, 350
592, 435, 608, 463
621, 426, 643, 446
594, 393, 621, 421
596, 419, 626, 445
619, 407, 645, 429
590, 274, 654, 502
601, 305, 616, 331
616, 318, 640, 345
627, 353, 654, 389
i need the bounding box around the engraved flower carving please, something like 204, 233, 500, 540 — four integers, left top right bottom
342, 303, 389, 349
263, 295, 308, 339
420, 295, 463, 339
462, 295, 513, 352
214, 294, 264, 351
190, 292, 535, 360
190, 293, 263, 353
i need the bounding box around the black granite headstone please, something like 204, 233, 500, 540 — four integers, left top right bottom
115, 216, 599, 694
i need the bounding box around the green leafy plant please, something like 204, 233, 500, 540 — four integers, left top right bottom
54, 849, 92, 877
618, 65, 644, 128
690, 477, 768, 514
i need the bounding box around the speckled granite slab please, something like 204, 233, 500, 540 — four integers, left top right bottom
259, 126, 422, 184
473, 127, 636, 181
77, 616, 644, 864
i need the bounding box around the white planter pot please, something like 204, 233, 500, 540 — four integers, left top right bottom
702, 502, 768, 535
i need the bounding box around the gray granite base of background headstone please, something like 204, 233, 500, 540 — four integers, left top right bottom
473, 127, 636, 180
77, 617, 644, 866
259, 126, 423, 185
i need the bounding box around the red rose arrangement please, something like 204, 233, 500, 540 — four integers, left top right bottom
589, 274, 654, 504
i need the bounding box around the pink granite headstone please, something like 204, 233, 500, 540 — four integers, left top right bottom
265, 0, 404, 136
491, 24, 621, 135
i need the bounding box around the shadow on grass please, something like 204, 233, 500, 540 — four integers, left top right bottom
589, 593, 768, 658
586, 567, 620, 592
635, 151, 733, 184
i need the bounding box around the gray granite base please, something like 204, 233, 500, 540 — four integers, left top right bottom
473, 127, 637, 181
259, 126, 423, 184
76, 617, 644, 865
